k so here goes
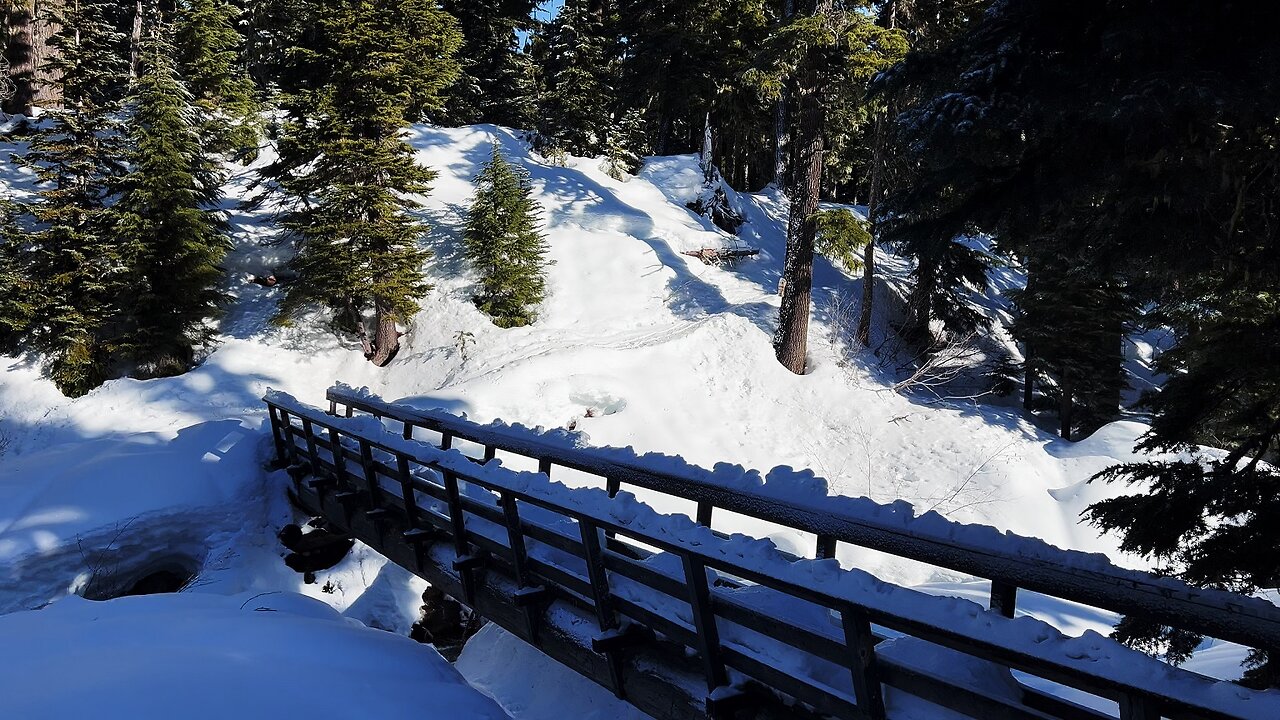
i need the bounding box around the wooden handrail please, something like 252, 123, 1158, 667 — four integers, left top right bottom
266, 392, 1279, 720
325, 384, 1280, 655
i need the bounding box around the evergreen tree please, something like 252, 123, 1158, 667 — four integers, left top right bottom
242, 0, 315, 95
600, 108, 645, 180
2, 0, 130, 396
746, 0, 904, 373
463, 143, 548, 328
532, 0, 613, 156
883, 0, 1280, 683
115, 17, 231, 378
274, 0, 461, 366
440, 0, 537, 128
174, 0, 262, 155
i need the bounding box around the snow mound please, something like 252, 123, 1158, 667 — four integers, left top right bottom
0, 591, 509, 719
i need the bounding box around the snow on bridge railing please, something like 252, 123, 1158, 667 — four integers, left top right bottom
267, 389, 1278, 720
324, 383, 1280, 658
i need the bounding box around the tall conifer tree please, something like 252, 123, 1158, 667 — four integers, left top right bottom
464, 143, 548, 327
175, 0, 262, 155
274, 0, 461, 366
747, 0, 904, 373
440, 0, 537, 128
533, 0, 613, 156
115, 15, 230, 377
2, 0, 131, 395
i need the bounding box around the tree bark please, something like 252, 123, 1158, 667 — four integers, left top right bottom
3, 0, 56, 114
1022, 345, 1035, 408
855, 117, 886, 346
368, 301, 400, 367
773, 0, 797, 192
907, 253, 935, 343
1059, 379, 1073, 440
774, 58, 825, 374
130, 0, 142, 78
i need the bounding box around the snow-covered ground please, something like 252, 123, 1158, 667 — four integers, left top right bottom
0, 591, 509, 719
0, 123, 1264, 717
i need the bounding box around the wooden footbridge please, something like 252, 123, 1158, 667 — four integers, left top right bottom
264, 386, 1279, 720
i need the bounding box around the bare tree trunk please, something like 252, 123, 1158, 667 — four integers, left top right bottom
1059, 379, 1073, 440
1023, 344, 1034, 408
773, 89, 788, 191
855, 117, 885, 346
368, 301, 400, 367
3, 0, 58, 114
130, 0, 142, 77
855, 6, 896, 348
907, 253, 935, 343
774, 62, 824, 374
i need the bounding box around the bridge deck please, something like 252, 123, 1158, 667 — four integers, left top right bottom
263, 388, 1277, 720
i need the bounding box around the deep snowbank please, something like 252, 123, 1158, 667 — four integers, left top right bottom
0, 591, 509, 719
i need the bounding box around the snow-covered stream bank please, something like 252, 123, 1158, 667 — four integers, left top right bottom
0, 124, 1267, 717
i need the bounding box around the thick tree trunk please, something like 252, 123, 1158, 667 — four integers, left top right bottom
368, 301, 400, 367
774, 64, 824, 374
907, 253, 935, 342
3, 0, 57, 114
773, 89, 788, 192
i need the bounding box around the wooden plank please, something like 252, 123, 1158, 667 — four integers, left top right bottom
841, 607, 886, 720
991, 581, 1018, 618
268, 406, 287, 462
696, 501, 713, 527
682, 555, 728, 691
817, 534, 838, 560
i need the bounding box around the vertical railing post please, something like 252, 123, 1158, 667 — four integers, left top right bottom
1119, 695, 1160, 720
396, 455, 419, 527
681, 554, 728, 692
816, 535, 837, 560
841, 606, 886, 720
402, 421, 414, 441
358, 440, 381, 507
443, 469, 482, 603
696, 501, 714, 527
990, 580, 1017, 619
538, 458, 552, 477
328, 427, 347, 484
268, 406, 287, 464
579, 519, 625, 697
278, 410, 301, 466
502, 492, 545, 644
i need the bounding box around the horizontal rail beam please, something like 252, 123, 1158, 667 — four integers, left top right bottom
326, 385, 1280, 655
270, 393, 1273, 720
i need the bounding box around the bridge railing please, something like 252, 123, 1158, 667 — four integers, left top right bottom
265, 389, 1277, 720
325, 384, 1280, 657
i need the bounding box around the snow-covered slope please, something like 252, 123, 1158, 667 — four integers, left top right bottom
0, 123, 1224, 717
1, 124, 1156, 583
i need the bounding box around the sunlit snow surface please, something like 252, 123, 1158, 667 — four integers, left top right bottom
0, 123, 1262, 718
0, 592, 509, 719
